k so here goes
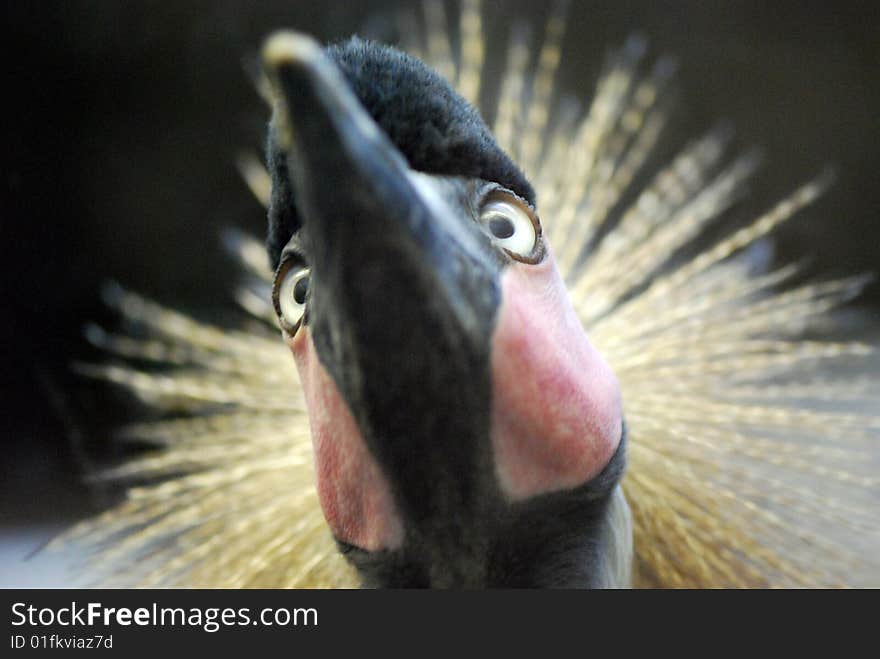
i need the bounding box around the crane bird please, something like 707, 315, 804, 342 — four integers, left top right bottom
64, 0, 880, 588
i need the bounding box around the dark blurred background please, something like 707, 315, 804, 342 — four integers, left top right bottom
2, 0, 878, 585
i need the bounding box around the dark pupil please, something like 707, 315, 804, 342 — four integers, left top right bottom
489, 216, 515, 239
293, 276, 310, 304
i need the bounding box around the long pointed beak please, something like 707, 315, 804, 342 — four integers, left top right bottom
262, 32, 495, 336
263, 33, 418, 263
262, 32, 501, 573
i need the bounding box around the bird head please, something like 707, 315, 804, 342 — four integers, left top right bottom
262, 32, 628, 587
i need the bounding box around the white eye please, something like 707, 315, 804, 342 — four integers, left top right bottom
479, 196, 541, 262
274, 265, 310, 331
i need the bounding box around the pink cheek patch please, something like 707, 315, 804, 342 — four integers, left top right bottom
490, 247, 623, 501
288, 328, 404, 551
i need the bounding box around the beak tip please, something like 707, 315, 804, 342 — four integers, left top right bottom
262, 31, 325, 150
262, 31, 322, 73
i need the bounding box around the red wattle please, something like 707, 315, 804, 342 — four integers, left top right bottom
289, 328, 404, 551
490, 246, 623, 500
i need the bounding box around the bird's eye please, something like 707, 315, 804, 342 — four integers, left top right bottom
478, 194, 542, 263
273, 263, 311, 333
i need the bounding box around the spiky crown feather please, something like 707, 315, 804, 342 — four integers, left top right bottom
61, 0, 880, 587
